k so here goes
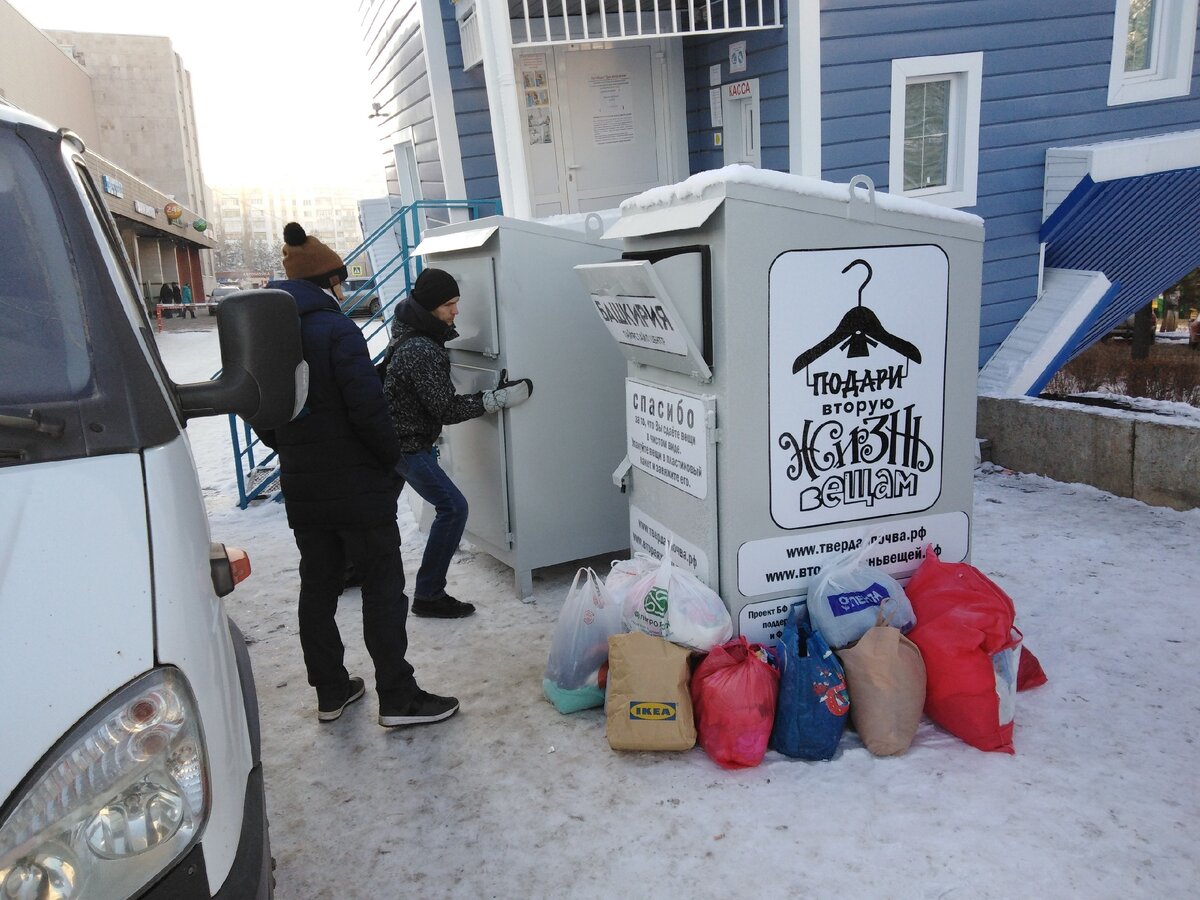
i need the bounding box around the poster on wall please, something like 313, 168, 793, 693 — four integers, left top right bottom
522, 64, 552, 145
768, 245, 949, 529
589, 73, 634, 145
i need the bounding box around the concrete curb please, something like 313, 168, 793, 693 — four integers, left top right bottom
977, 396, 1199, 511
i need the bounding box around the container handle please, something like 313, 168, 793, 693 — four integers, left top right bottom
846, 174, 878, 222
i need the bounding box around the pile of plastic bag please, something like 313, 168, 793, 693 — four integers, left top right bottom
542, 542, 1045, 768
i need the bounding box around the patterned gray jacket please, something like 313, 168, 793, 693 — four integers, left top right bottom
383, 297, 486, 453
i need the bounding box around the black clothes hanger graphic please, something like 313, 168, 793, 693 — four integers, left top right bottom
791, 258, 922, 374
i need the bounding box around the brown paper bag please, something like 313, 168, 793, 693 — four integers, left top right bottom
605, 632, 696, 751
837, 624, 926, 757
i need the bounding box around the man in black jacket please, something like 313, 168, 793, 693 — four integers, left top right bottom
257, 223, 458, 727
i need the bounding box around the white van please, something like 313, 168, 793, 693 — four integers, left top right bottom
0, 105, 305, 897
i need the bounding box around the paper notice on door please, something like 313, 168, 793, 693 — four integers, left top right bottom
590, 73, 634, 145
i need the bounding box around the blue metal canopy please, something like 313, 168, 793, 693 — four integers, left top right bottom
1040, 165, 1200, 363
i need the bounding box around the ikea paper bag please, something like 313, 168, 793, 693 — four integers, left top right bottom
605, 632, 696, 751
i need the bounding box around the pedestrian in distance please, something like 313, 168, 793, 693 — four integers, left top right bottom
180, 282, 196, 318
255, 222, 459, 728
157, 281, 172, 317
382, 267, 534, 618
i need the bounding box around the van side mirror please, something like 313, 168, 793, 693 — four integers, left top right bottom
175, 290, 308, 429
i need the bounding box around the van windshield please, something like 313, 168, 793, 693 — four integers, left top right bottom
0, 129, 92, 404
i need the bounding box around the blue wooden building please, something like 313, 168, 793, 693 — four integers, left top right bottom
356, 0, 1199, 391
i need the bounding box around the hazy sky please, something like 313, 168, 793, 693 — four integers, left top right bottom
10, 0, 387, 195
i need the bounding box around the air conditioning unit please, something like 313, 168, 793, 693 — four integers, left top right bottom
456, 0, 483, 71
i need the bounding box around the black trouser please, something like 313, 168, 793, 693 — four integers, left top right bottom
293, 521, 417, 706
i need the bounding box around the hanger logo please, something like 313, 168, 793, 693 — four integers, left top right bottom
791, 259, 922, 372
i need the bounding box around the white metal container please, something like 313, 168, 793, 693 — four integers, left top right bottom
412, 215, 630, 597
576, 170, 986, 643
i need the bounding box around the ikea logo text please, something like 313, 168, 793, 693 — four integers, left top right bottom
629, 701, 677, 721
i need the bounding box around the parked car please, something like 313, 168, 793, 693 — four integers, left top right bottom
0, 103, 302, 898
208, 283, 242, 315
340, 277, 382, 317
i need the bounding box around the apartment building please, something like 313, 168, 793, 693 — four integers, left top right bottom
211, 184, 366, 280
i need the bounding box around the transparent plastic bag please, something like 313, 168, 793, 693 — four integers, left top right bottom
542, 567, 624, 713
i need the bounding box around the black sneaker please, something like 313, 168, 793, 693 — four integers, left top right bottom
378, 690, 460, 727
317, 676, 365, 722
411, 594, 475, 618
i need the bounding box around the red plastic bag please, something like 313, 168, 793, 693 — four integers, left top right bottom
690, 636, 780, 769
1017, 645, 1048, 691
904, 549, 1024, 754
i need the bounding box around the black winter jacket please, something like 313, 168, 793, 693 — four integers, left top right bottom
255, 279, 402, 530
383, 297, 486, 452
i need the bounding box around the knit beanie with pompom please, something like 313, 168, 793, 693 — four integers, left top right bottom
281, 222, 348, 288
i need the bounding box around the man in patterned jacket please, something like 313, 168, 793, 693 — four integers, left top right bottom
382, 268, 534, 618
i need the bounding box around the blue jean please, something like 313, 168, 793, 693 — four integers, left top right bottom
395, 447, 468, 600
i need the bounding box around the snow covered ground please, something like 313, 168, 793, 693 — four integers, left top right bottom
160, 324, 1199, 899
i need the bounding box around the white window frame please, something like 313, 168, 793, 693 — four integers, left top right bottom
889, 52, 982, 209
1107, 0, 1198, 105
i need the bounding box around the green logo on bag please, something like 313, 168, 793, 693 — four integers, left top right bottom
630, 701, 677, 721
643, 586, 668, 617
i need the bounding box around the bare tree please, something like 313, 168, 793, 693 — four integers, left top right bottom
215, 239, 245, 271
1131, 302, 1155, 360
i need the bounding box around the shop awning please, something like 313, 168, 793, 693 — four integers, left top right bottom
979, 130, 1200, 396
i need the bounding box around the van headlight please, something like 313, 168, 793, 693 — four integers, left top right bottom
0, 668, 209, 899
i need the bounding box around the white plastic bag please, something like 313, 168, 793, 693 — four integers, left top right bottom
542, 567, 624, 713
603, 554, 658, 623
622, 544, 732, 652
807, 547, 916, 649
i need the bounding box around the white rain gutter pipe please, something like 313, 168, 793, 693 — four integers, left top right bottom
475, 0, 532, 219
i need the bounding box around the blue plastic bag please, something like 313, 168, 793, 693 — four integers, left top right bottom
771, 602, 850, 760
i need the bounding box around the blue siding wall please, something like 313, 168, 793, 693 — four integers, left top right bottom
817, 0, 1200, 366
439, 1, 500, 203
683, 22, 791, 174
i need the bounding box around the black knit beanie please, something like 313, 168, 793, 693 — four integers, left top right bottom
411, 268, 460, 311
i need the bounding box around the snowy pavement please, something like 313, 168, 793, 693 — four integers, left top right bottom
160, 329, 1200, 899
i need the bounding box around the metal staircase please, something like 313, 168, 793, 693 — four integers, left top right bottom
228, 198, 500, 508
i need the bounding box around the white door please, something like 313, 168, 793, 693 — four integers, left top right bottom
722, 78, 761, 168
516, 44, 679, 215
558, 44, 670, 212
393, 136, 426, 236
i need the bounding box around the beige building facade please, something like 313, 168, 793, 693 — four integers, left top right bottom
0, 1, 217, 304
46, 31, 209, 218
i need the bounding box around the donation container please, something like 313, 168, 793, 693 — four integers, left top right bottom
575, 170, 985, 643
411, 215, 629, 597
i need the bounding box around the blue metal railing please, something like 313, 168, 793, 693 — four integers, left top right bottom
228, 197, 501, 508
